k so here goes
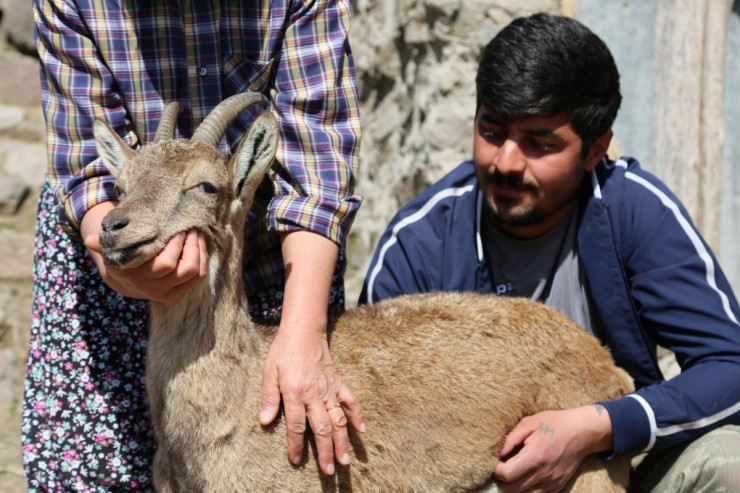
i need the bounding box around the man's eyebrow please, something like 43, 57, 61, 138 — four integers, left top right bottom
526, 126, 561, 138
479, 114, 564, 139
478, 113, 506, 126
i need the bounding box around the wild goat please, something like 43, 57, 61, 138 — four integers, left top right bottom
95, 92, 634, 492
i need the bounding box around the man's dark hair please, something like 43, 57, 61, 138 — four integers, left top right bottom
476, 13, 622, 155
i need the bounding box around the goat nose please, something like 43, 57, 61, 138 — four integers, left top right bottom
101, 215, 130, 233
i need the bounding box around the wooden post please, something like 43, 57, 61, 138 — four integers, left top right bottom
653, 0, 733, 249
559, 0, 578, 18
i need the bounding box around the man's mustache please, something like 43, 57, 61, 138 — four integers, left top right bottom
483, 170, 537, 191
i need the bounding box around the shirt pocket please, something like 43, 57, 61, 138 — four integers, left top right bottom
222, 55, 275, 96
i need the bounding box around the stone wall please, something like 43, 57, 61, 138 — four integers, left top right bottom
0, 0, 46, 488
0, 4, 45, 394
345, 0, 564, 298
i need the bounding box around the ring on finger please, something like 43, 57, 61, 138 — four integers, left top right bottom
327, 402, 342, 411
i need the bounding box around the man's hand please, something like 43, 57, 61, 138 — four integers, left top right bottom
494, 405, 614, 493
81, 201, 208, 303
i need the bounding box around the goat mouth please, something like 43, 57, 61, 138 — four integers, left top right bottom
101, 237, 158, 268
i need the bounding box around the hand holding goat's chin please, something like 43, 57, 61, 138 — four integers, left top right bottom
83, 200, 208, 304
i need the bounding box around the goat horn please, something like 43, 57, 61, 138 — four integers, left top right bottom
153, 101, 182, 143
191, 92, 269, 147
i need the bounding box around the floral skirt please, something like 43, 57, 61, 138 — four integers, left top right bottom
22, 183, 345, 492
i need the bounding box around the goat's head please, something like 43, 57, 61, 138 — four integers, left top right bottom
95, 92, 279, 269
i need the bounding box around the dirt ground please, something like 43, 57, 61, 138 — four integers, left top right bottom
0, 187, 39, 493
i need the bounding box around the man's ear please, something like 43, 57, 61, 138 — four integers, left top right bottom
93, 120, 137, 177
584, 130, 613, 171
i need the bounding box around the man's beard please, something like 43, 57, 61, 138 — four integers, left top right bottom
482, 170, 545, 227
483, 197, 546, 227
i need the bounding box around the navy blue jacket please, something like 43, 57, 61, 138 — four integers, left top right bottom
359, 157, 740, 457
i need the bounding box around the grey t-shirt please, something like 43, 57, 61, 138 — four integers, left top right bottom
481, 202, 596, 335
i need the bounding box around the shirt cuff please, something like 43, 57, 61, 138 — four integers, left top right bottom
267, 193, 362, 247
600, 394, 655, 458
57, 174, 118, 237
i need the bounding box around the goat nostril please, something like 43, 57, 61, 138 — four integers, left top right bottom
101, 216, 130, 233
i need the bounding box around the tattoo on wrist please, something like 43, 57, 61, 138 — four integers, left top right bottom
595, 403, 606, 416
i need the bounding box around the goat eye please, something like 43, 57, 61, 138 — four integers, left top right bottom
198, 182, 218, 194
114, 185, 125, 198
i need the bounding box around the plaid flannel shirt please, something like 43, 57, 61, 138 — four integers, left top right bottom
34, 0, 362, 293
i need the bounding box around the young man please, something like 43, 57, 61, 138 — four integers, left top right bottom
359, 13, 740, 492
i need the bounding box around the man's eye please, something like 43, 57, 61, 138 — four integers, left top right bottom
530, 140, 556, 152
198, 182, 218, 194
481, 128, 506, 141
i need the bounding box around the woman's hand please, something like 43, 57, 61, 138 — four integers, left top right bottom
259, 230, 365, 475
260, 324, 364, 475
80, 201, 208, 303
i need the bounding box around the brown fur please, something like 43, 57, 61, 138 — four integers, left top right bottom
94, 95, 634, 492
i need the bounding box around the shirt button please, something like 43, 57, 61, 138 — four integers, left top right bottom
198, 66, 208, 77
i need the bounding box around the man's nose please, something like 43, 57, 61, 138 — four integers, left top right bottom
494, 139, 526, 174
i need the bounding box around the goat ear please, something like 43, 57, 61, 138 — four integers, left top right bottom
93, 119, 137, 177
231, 112, 279, 200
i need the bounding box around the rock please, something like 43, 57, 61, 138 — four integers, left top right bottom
0, 229, 34, 278
0, 347, 17, 415
3, 0, 36, 56
658, 346, 681, 380
0, 173, 29, 215
0, 104, 43, 142
0, 140, 47, 189
0, 106, 27, 134
0, 229, 34, 280
0, 51, 41, 108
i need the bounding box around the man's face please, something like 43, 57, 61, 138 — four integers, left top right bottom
473, 107, 607, 239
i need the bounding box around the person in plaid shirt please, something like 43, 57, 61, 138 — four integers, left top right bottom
24, 1, 364, 490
